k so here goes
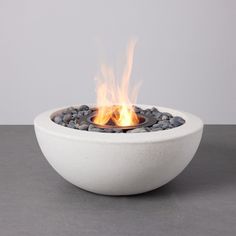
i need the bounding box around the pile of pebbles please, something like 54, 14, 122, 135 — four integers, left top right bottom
52, 105, 185, 133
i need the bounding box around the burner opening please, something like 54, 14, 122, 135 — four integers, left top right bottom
83, 112, 157, 130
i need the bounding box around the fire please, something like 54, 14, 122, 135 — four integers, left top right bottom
94, 40, 140, 127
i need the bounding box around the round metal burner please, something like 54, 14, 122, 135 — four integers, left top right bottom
79, 111, 157, 130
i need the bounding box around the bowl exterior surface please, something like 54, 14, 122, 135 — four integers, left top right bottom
34, 105, 203, 195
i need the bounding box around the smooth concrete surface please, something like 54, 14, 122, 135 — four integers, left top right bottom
0, 125, 235, 236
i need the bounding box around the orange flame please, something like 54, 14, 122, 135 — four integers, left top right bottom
94, 40, 140, 127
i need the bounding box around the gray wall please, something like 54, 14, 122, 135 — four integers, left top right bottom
0, 0, 235, 124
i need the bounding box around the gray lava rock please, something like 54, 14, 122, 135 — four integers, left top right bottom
75, 124, 80, 129
77, 112, 83, 119
78, 105, 90, 111
157, 120, 170, 129
127, 128, 147, 133
83, 110, 92, 116
71, 110, 77, 114
69, 120, 75, 125
88, 124, 95, 131
170, 116, 185, 127
71, 113, 78, 119
78, 124, 89, 130
67, 123, 76, 129
163, 112, 173, 118
161, 114, 169, 120
145, 109, 152, 116
80, 121, 89, 126
145, 127, 151, 132
153, 112, 162, 119
54, 116, 62, 124
88, 124, 104, 132
152, 123, 162, 129
63, 114, 72, 123
151, 107, 159, 113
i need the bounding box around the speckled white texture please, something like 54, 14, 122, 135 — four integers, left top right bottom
34, 105, 203, 195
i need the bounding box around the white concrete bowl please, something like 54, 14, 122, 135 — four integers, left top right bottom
34, 105, 203, 196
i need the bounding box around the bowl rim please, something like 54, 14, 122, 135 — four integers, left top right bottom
34, 104, 203, 144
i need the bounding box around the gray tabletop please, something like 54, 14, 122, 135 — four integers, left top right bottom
0, 125, 235, 236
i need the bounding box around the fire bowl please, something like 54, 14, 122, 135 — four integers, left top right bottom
34, 105, 203, 196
